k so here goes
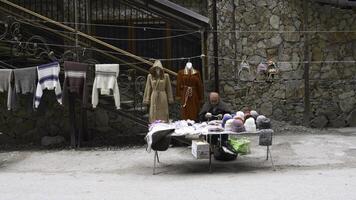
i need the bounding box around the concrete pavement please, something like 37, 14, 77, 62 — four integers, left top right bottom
1, 130, 356, 200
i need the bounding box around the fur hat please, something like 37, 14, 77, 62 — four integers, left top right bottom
222, 114, 233, 128
244, 118, 257, 132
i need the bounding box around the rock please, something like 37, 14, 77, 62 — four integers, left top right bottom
269, 35, 283, 47
323, 106, 339, 121
267, 0, 277, 9
346, 110, 356, 127
285, 81, 304, 98
284, 32, 300, 42
257, 0, 268, 7
260, 102, 273, 116
274, 89, 286, 99
249, 55, 263, 65
266, 48, 278, 57
223, 84, 235, 95
272, 108, 284, 120
41, 136, 65, 146
339, 98, 355, 113
321, 69, 338, 80
278, 63, 293, 71
310, 115, 328, 128
257, 41, 266, 49
224, 39, 230, 47
243, 12, 259, 25
339, 91, 355, 100
242, 37, 248, 45
330, 116, 347, 128
270, 15, 280, 29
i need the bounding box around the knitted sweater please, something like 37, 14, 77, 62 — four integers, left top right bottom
34, 62, 62, 108
13, 67, 37, 95
0, 69, 14, 110
63, 61, 88, 106
92, 64, 120, 109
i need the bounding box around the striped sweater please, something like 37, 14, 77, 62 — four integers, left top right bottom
34, 62, 62, 108
92, 64, 120, 109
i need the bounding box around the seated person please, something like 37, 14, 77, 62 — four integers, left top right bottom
198, 92, 232, 145
198, 92, 232, 122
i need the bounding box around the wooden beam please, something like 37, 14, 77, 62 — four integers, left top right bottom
0, 5, 150, 74
0, 0, 177, 76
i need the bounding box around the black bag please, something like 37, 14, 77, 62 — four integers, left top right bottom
213, 145, 237, 161
259, 129, 273, 146
151, 129, 174, 151
260, 118, 272, 129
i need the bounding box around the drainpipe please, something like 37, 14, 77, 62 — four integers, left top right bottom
74, 0, 79, 61
212, 0, 219, 93
303, 0, 311, 127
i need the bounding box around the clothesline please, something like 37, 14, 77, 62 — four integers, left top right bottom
1, 40, 355, 65
0, 62, 122, 111
23, 19, 356, 33
17, 19, 201, 41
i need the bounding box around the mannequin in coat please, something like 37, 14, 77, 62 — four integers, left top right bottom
176, 61, 203, 121
143, 60, 174, 123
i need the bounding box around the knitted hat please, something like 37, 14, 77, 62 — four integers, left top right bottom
257, 62, 268, 74
238, 60, 252, 81
232, 119, 245, 132
222, 114, 233, 128
225, 119, 234, 131
256, 115, 267, 128
250, 110, 259, 119
235, 111, 245, 121
244, 118, 257, 132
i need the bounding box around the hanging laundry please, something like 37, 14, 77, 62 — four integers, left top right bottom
14, 67, 37, 94
34, 61, 62, 108
0, 69, 14, 110
13, 67, 37, 108
63, 61, 88, 106
92, 64, 120, 109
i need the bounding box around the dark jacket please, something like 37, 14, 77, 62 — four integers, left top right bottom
198, 100, 232, 122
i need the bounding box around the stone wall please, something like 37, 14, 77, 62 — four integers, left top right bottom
204, 0, 356, 127
0, 92, 147, 146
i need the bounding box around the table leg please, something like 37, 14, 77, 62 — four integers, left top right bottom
268, 147, 276, 171
156, 151, 160, 163
153, 151, 157, 175
209, 134, 212, 173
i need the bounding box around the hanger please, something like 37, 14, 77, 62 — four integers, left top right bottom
185, 59, 193, 70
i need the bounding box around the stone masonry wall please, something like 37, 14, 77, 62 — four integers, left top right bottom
204, 0, 356, 127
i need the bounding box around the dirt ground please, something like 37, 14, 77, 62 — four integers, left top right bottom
1, 124, 356, 200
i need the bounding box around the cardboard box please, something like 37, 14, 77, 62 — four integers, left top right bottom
191, 140, 210, 159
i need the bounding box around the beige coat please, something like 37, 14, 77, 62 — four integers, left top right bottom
143, 60, 174, 123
